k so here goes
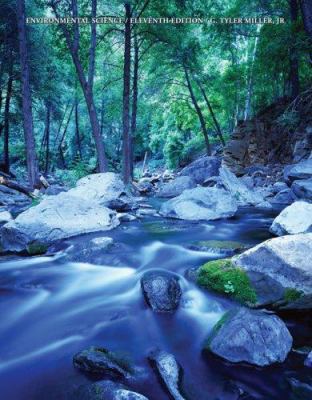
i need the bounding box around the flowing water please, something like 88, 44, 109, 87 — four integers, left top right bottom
0, 207, 306, 399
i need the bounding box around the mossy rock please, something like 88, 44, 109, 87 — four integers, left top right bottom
284, 288, 303, 303
205, 310, 233, 349
194, 240, 247, 250
189, 240, 249, 255
27, 242, 48, 256
197, 258, 257, 305
143, 221, 188, 235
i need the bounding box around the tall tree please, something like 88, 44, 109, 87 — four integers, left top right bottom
122, 2, 132, 183
3, 49, 13, 174
16, 0, 39, 188
50, 0, 108, 172
184, 65, 211, 156
130, 31, 139, 180
196, 79, 225, 146
289, 0, 300, 98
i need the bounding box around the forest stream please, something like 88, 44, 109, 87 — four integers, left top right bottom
0, 204, 310, 400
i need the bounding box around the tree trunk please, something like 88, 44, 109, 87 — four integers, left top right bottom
58, 103, 74, 168
122, 3, 132, 184
130, 32, 139, 180
51, 0, 108, 172
244, 29, 260, 119
44, 102, 51, 174
184, 65, 211, 156
75, 97, 82, 159
3, 53, 13, 174
16, 0, 39, 188
289, 0, 300, 98
196, 80, 225, 146
300, 0, 312, 36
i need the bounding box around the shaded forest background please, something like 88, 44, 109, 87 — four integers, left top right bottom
0, 0, 311, 188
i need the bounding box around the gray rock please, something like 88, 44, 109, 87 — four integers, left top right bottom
270, 201, 312, 235
72, 173, 136, 211
233, 233, 312, 295
272, 181, 289, 194
219, 166, 267, 207
304, 351, 312, 368
207, 308, 292, 367
180, 156, 221, 184
136, 179, 154, 194
246, 271, 285, 307
270, 188, 296, 205
61, 237, 114, 264
0, 173, 130, 252
75, 380, 149, 400
284, 158, 312, 182
73, 347, 131, 379
141, 271, 182, 312
117, 213, 137, 222
202, 175, 220, 187
0, 211, 12, 224
149, 350, 185, 400
239, 176, 254, 189
160, 187, 238, 221
291, 179, 312, 201
158, 176, 196, 198
44, 184, 68, 196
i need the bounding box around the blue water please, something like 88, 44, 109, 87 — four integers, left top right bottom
0, 208, 308, 399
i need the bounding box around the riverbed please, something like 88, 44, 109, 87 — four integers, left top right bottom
0, 207, 309, 399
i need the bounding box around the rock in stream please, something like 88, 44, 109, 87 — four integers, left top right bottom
141, 271, 182, 312
206, 308, 293, 367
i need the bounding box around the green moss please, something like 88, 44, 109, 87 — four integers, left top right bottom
205, 311, 230, 347
284, 288, 303, 303
197, 258, 257, 305
30, 197, 41, 207
27, 242, 48, 255
143, 222, 185, 235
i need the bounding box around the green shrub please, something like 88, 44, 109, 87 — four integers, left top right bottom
27, 242, 48, 255
197, 259, 257, 304
284, 288, 303, 303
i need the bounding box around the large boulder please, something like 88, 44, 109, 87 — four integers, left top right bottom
0, 173, 125, 252
149, 350, 185, 400
284, 158, 312, 183
74, 380, 149, 400
141, 271, 182, 312
160, 187, 238, 221
206, 308, 292, 367
291, 179, 312, 201
180, 156, 221, 184
158, 176, 196, 198
71, 172, 136, 211
270, 202, 312, 236
233, 233, 312, 296
219, 166, 269, 207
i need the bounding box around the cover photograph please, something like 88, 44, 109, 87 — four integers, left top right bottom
0, 0, 311, 399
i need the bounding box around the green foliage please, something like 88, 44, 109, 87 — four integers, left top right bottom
284, 288, 303, 303
55, 159, 90, 187
27, 242, 48, 256
197, 258, 257, 304
2, 0, 311, 175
